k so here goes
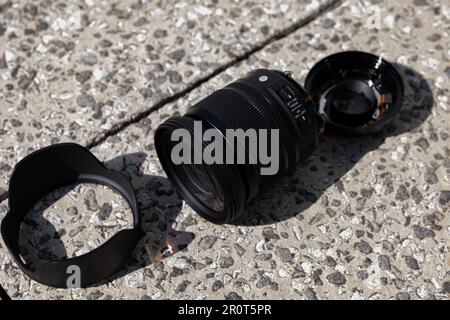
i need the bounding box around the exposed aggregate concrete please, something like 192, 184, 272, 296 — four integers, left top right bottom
0, 0, 449, 299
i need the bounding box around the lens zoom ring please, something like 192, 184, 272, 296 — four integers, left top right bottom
229, 80, 296, 169
192, 88, 274, 172
195, 88, 272, 131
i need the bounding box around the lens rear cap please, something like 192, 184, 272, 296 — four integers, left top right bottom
305, 51, 404, 134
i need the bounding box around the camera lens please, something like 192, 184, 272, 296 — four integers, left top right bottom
155, 52, 404, 224
155, 69, 318, 223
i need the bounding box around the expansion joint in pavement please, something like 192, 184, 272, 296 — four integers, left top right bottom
85, 0, 343, 149
0, 0, 343, 204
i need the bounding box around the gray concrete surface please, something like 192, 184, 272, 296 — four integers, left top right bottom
0, 0, 449, 299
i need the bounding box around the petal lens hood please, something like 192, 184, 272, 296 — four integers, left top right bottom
1, 143, 140, 288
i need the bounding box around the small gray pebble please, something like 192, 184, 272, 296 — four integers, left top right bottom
82, 54, 97, 65
411, 186, 423, 204
361, 188, 373, 198
444, 67, 450, 79
75, 70, 92, 84
396, 292, 411, 300
169, 49, 186, 61
382, 240, 394, 252
255, 253, 272, 261
212, 280, 224, 292
154, 29, 168, 38
260, 25, 270, 35
175, 280, 191, 293
414, 137, 429, 150
322, 18, 336, 28
424, 171, 438, 184
357, 270, 368, 280
378, 255, 391, 270
73, 240, 84, 248
354, 240, 373, 254
139, 88, 153, 99
69, 226, 86, 237
18, 76, 34, 90
67, 206, 78, 216
438, 191, 450, 205
198, 235, 217, 250
326, 272, 346, 286
98, 203, 112, 220
9, 119, 22, 128
234, 243, 246, 256
276, 247, 293, 263
427, 34, 441, 42
304, 288, 318, 300
86, 290, 104, 300
182, 215, 197, 227
256, 276, 272, 288
262, 227, 280, 241
225, 292, 243, 300
118, 84, 132, 96
442, 282, 450, 294
77, 94, 96, 109
170, 267, 183, 278
99, 39, 113, 48
84, 189, 99, 211
413, 0, 429, 6
412, 225, 435, 240
325, 256, 337, 267
405, 256, 420, 270
219, 256, 235, 269
133, 17, 148, 27
167, 70, 182, 84
395, 185, 409, 201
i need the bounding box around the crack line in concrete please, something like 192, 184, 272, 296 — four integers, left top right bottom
0, 0, 343, 203
86, 0, 343, 149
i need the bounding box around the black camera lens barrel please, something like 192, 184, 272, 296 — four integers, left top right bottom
155, 69, 318, 224
156, 51, 404, 224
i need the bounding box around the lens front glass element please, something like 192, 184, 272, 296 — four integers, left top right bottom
170, 163, 225, 214
181, 164, 225, 212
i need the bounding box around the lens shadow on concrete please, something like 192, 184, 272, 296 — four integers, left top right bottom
234, 64, 434, 226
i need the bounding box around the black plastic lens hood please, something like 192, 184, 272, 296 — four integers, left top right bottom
1, 143, 140, 288
305, 51, 404, 134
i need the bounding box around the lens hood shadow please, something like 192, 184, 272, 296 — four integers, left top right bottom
18, 152, 194, 288
98, 152, 195, 285
19, 190, 70, 265
233, 63, 434, 226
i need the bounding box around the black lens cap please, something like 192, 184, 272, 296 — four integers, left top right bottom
305, 51, 404, 134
